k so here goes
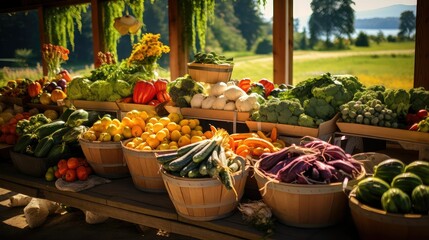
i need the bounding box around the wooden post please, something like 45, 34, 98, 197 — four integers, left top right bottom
168, 0, 188, 80
273, 0, 293, 85
414, 0, 429, 89
91, 0, 104, 68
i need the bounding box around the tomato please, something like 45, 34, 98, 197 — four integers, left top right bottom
76, 166, 89, 181
65, 169, 77, 182
417, 109, 428, 120
27, 81, 42, 98
67, 157, 80, 169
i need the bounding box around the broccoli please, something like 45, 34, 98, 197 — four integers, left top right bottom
303, 97, 336, 121
266, 111, 278, 122
409, 87, 429, 113
311, 83, 354, 109
353, 89, 385, 104
383, 88, 410, 118
254, 97, 303, 125
285, 72, 335, 103
298, 113, 317, 128
269, 88, 286, 98
168, 75, 204, 107
332, 74, 365, 95
366, 85, 386, 92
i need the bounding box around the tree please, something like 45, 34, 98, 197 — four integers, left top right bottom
308, 0, 355, 48
355, 31, 369, 47
398, 10, 415, 40
233, 0, 264, 51
299, 28, 308, 50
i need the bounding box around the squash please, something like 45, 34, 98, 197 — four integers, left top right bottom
39, 92, 52, 105
412, 185, 429, 214
355, 177, 390, 208
44, 109, 59, 121
381, 188, 412, 214
65, 109, 89, 127
51, 89, 67, 102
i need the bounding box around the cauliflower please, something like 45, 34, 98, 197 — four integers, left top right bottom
209, 82, 228, 97
212, 95, 227, 110
168, 75, 204, 108
224, 101, 236, 111
190, 93, 206, 108
201, 96, 216, 109
235, 94, 260, 112
224, 85, 246, 101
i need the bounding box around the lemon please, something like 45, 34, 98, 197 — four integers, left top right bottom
179, 119, 189, 126
148, 117, 159, 124
141, 131, 150, 141
139, 111, 149, 120
112, 118, 121, 127
170, 130, 181, 141
188, 119, 197, 129
156, 130, 167, 142
121, 116, 135, 128
107, 124, 122, 136
181, 125, 191, 135
145, 122, 154, 133
158, 143, 170, 150
191, 135, 203, 143
133, 137, 144, 146
112, 133, 123, 142
126, 141, 136, 148
126, 110, 140, 119
167, 122, 178, 132
168, 112, 182, 124
146, 134, 160, 149
159, 117, 171, 127
153, 122, 164, 133
143, 146, 152, 151
122, 126, 133, 139
169, 145, 178, 150
100, 116, 112, 127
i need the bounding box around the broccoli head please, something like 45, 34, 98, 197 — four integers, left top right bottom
312, 83, 354, 110
353, 89, 385, 104
288, 73, 335, 103
409, 87, 429, 113
383, 88, 410, 118
298, 113, 317, 128
303, 97, 336, 121
332, 74, 364, 95
168, 75, 204, 107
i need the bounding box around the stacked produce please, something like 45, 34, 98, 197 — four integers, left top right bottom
156, 127, 246, 191
0, 79, 32, 98
0, 103, 32, 145
168, 75, 205, 108
353, 159, 429, 214
229, 129, 284, 159
13, 108, 99, 159
256, 137, 364, 184
45, 157, 93, 182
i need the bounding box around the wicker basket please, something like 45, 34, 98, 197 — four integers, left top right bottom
187, 62, 233, 83
121, 139, 176, 192
254, 160, 366, 228
349, 189, 429, 239
161, 167, 249, 221
79, 138, 129, 179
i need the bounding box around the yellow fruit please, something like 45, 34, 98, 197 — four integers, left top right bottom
112, 133, 123, 142
159, 117, 171, 127
158, 143, 170, 150
133, 137, 144, 146
132, 125, 143, 137
203, 130, 213, 139
195, 130, 204, 136
92, 120, 104, 132
194, 119, 200, 126
106, 124, 122, 136
178, 135, 191, 147
179, 119, 189, 126
170, 130, 181, 141
121, 116, 135, 128
132, 117, 146, 129
188, 119, 197, 129
148, 117, 159, 124
146, 134, 160, 149
142, 146, 152, 151
152, 122, 164, 133
145, 122, 154, 133
141, 131, 150, 142
169, 141, 178, 147
98, 132, 112, 142
82, 130, 97, 141
168, 113, 182, 124
181, 125, 191, 135
126, 141, 136, 148
166, 122, 178, 132
139, 111, 149, 120
100, 116, 112, 127
112, 118, 121, 127
190, 135, 203, 143
122, 126, 133, 139
156, 130, 167, 142
190, 130, 198, 136
175, 124, 181, 131
169, 145, 178, 150
194, 125, 203, 131
126, 110, 141, 119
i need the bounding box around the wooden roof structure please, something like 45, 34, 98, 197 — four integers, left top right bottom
1, 0, 428, 89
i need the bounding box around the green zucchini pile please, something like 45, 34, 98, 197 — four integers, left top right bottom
13, 108, 100, 159
353, 159, 429, 214
156, 128, 246, 191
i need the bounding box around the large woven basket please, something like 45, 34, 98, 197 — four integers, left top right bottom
187, 62, 233, 83
161, 167, 249, 221
254, 160, 365, 228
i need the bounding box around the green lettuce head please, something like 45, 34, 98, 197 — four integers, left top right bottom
90, 80, 114, 101
67, 77, 92, 100
114, 79, 133, 97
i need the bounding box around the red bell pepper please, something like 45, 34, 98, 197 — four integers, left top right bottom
27, 81, 42, 98
133, 80, 157, 104
58, 70, 72, 82
156, 90, 171, 103
259, 78, 274, 97
238, 78, 252, 92
154, 78, 169, 92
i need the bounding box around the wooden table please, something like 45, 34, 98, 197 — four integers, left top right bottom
0, 161, 359, 240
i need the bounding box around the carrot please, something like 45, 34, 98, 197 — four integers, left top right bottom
229, 132, 258, 140
228, 137, 236, 152
235, 144, 250, 155
242, 137, 277, 152
270, 127, 278, 142
238, 149, 250, 158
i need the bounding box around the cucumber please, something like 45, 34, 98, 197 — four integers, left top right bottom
156, 152, 179, 164
50, 127, 72, 144
188, 168, 201, 178
14, 133, 38, 153
33, 120, 66, 139
168, 141, 208, 172
193, 140, 218, 163
199, 160, 208, 176
180, 161, 200, 177
34, 135, 55, 158
177, 139, 210, 156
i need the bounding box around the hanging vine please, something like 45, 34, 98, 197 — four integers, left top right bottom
102, 0, 146, 60
44, 4, 88, 51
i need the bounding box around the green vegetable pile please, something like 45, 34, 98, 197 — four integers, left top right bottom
409, 87, 429, 113
192, 52, 233, 65
16, 114, 51, 136
168, 75, 205, 108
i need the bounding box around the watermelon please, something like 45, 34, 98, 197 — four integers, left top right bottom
391, 172, 423, 196
381, 188, 412, 214
373, 158, 405, 184
356, 177, 390, 208
412, 185, 429, 214
405, 161, 429, 185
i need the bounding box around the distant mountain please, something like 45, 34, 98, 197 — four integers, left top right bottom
355, 17, 399, 29
355, 4, 416, 19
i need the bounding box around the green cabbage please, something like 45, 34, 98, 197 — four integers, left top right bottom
90, 80, 114, 101
67, 77, 92, 100
114, 79, 132, 97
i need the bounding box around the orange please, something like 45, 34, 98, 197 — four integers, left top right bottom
188, 119, 197, 129
203, 130, 213, 139
132, 117, 146, 129
153, 122, 164, 133
166, 122, 178, 132
181, 125, 191, 135
178, 135, 191, 147
170, 130, 181, 141
146, 134, 160, 149
179, 119, 189, 126
131, 125, 143, 137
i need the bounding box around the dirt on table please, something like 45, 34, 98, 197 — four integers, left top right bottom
0, 188, 197, 240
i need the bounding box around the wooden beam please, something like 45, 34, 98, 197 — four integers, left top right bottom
91, 0, 104, 68
414, 0, 429, 89
273, 0, 293, 85
168, 0, 187, 80
37, 6, 47, 77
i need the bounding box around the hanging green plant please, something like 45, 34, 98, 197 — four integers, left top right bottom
44, 4, 89, 51
103, 0, 146, 61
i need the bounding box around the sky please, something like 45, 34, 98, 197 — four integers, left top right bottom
260, 0, 417, 19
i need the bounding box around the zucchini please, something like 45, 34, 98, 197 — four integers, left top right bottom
62, 125, 88, 144
180, 161, 200, 177
59, 107, 76, 121
50, 127, 72, 144
65, 109, 89, 127
188, 168, 201, 178
199, 157, 209, 176
156, 152, 179, 164
33, 120, 66, 139
177, 139, 210, 156
47, 142, 70, 160
193, 140, 218, 163
13, 133, 38, 153
34, 135, 55, 158
168, 141, 208, 172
